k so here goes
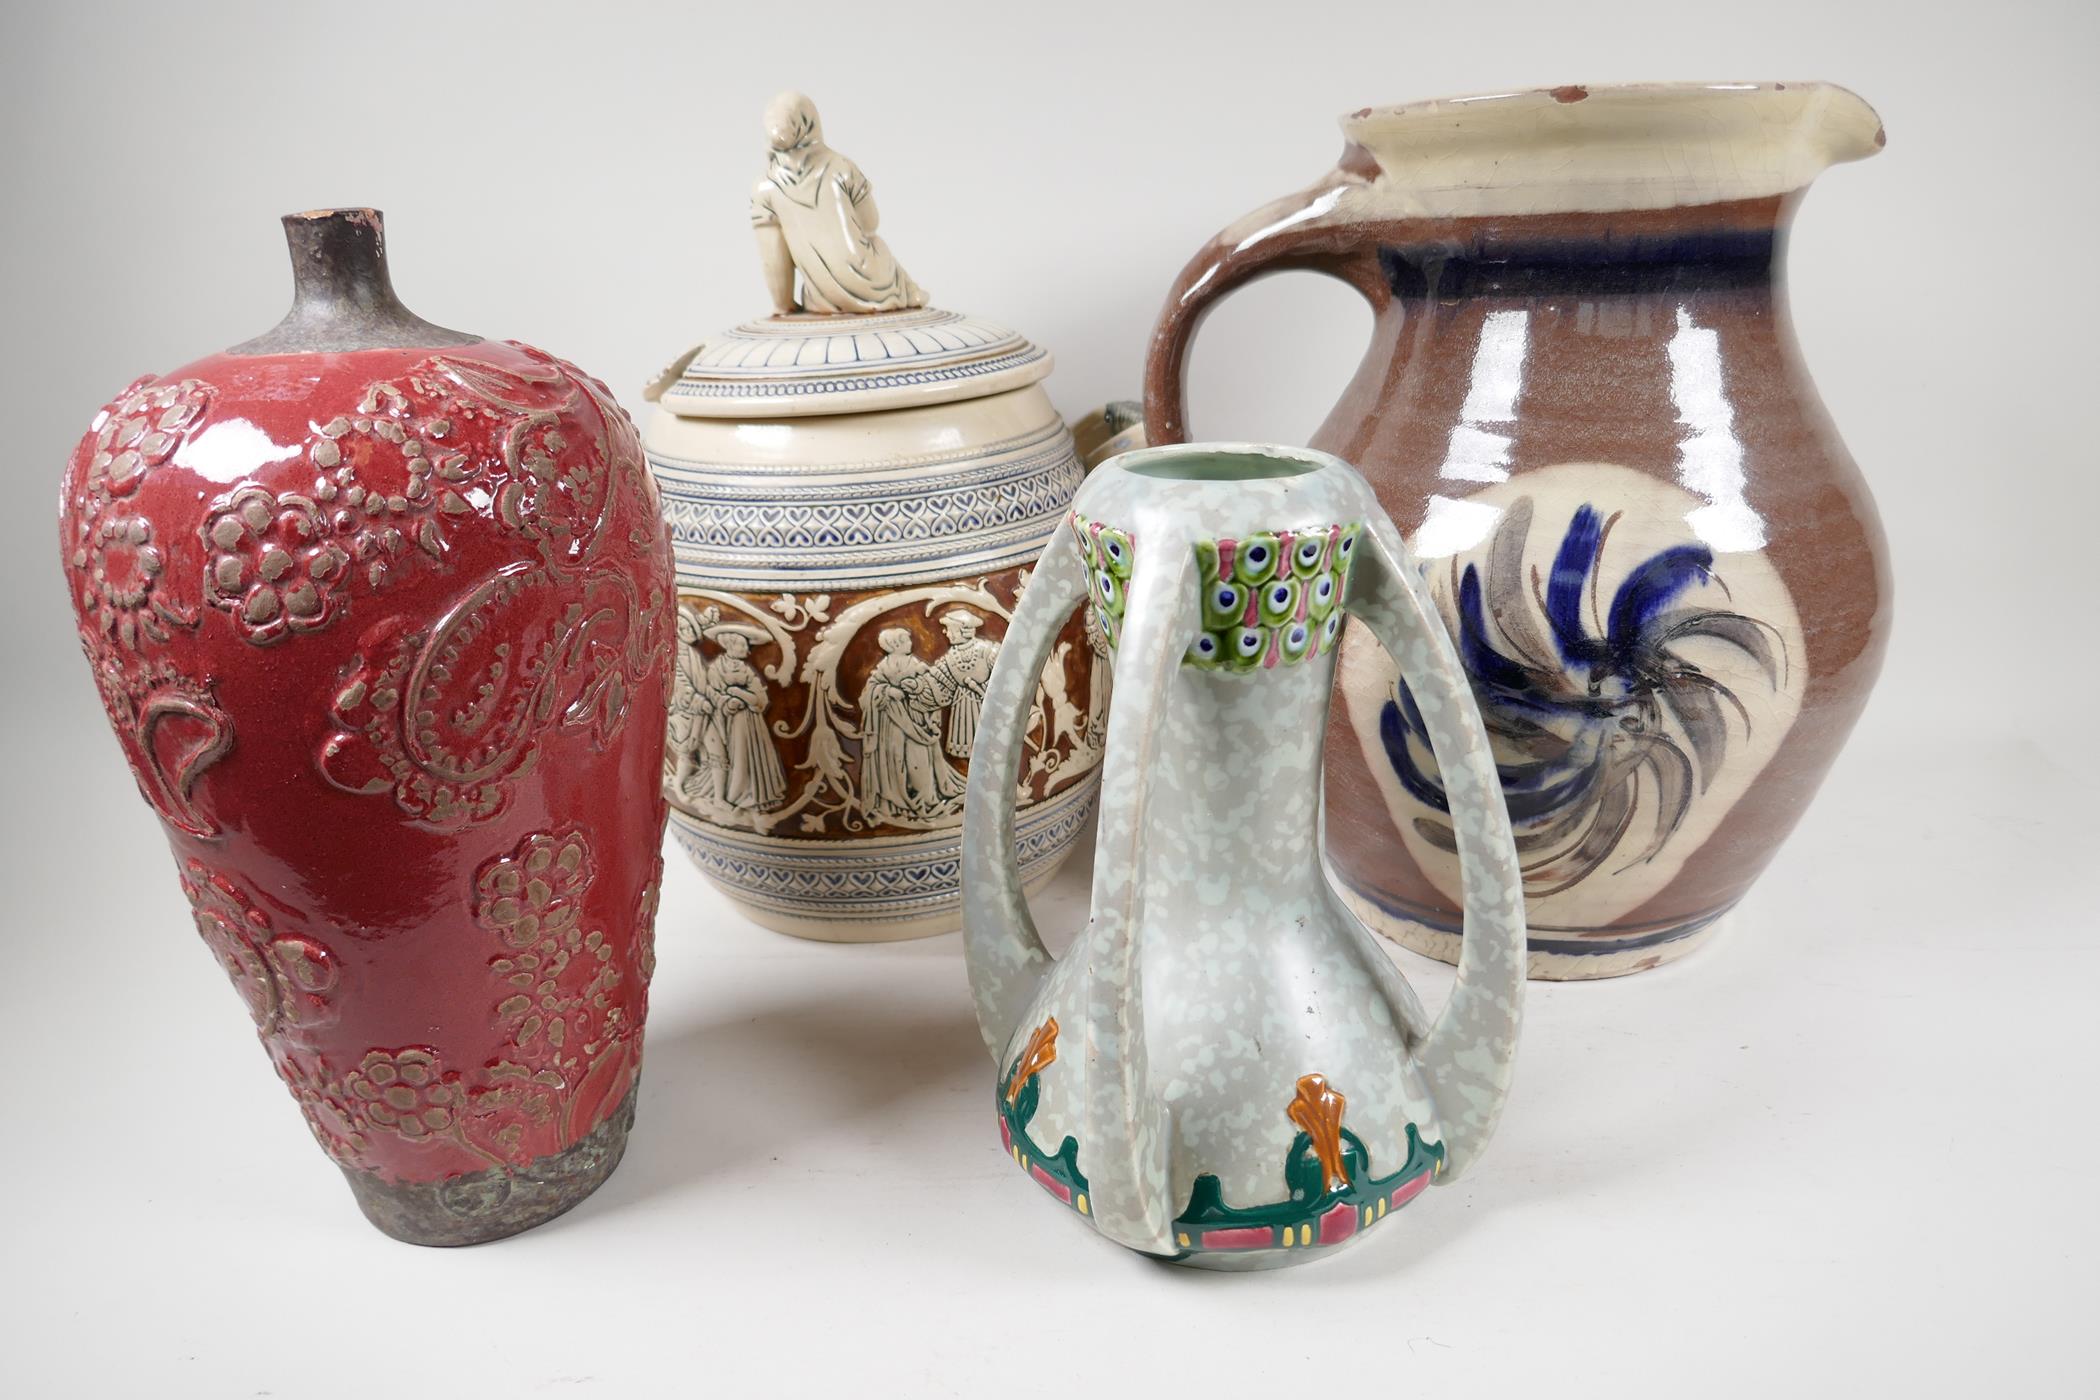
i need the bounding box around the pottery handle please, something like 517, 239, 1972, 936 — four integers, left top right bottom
1068, 401, 1147, 472
960, 521, 1090, 1060
1066, 536, 1192, 1256
1344, 518, 1527, 1180
1142, 176, 1385, 445
641, 343, 706, 404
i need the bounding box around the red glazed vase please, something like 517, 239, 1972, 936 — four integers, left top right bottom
58, 210, 675, 1244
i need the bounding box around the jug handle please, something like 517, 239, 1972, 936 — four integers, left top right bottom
1343, 516, 1528, 1180
1141, 176, 1386, 445
960, 519, 1089, 1060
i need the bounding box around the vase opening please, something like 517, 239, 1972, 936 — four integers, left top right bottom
1119, 446, 1324, 483
226, 207, 478, 356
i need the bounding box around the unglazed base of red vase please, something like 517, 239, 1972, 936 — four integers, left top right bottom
1336, 882, 1735, 982
340, 1087, 637, 1247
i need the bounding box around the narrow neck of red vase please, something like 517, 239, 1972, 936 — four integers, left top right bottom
225, 208, 477, 356
282, 209, 403, 318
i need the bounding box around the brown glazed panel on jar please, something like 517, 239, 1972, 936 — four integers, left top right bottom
666, 564, 1101, 841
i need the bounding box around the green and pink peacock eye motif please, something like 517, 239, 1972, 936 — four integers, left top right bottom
1188, 522, 1359, 672
1068, 512, 1132, 652
1069, 513, 1362, 672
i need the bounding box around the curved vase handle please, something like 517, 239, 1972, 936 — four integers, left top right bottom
961, 513, 1185, 1255
961, 521, 1089, 1059
1067, 531, 1192, 1256
1141, 173, 1386, 446
1344, 517, 1527, 1179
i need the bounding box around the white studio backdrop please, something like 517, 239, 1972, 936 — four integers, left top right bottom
3, 0, 2093, 751
1, 2, 2094, 1396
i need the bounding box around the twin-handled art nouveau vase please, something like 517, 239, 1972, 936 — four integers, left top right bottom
962, 443, 1526, 1268
1146, 81, 1892, 978
58, 210, 674, 1244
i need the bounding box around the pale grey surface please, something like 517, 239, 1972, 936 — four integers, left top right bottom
961, 448, 1524, 1262
2, 0, 2094, 1394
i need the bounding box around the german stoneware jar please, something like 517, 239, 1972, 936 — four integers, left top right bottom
57, 210, 675, 1244
642, 93, 1102, 941
1146, 82, 1891, 978
962, 443, 1525, 1269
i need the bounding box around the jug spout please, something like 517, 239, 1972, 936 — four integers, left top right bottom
1337, 80, 1884, 219
1798, 82, 1887, 167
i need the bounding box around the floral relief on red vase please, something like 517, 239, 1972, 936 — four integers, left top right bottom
56, 211, 673, 1244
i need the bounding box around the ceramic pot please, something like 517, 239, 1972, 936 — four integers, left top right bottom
57, 210, 675, 1244
1145, 82, 1891, 979
961, 442, 1525, 1269
641, 94, 1103, 941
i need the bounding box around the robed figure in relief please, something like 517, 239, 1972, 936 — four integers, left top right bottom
668, 607, 718, 803
924, 608, 999, 758
667, 609, 788, 816
710, 630, 788, 813
859, 627, 966, 822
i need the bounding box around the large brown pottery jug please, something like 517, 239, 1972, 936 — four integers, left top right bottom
1145, 83, 1890, 978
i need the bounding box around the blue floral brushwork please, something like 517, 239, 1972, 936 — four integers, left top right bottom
1381, 498, 1787, 895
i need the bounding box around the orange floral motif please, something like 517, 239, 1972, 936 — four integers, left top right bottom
1286, 1074, 1351, 1193
1006, 1017, 1060, 1105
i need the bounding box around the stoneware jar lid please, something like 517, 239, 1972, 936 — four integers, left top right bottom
651, 306, 1051, 419
646, 92, 1051, 420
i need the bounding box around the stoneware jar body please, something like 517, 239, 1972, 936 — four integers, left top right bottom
961, 443, 1525, 1269
57, 211, 675, 1244
1147, 82, 1892, 978
646, 309, 1103, 940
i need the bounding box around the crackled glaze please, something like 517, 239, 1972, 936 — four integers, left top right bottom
962, 443, 1524, 1269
